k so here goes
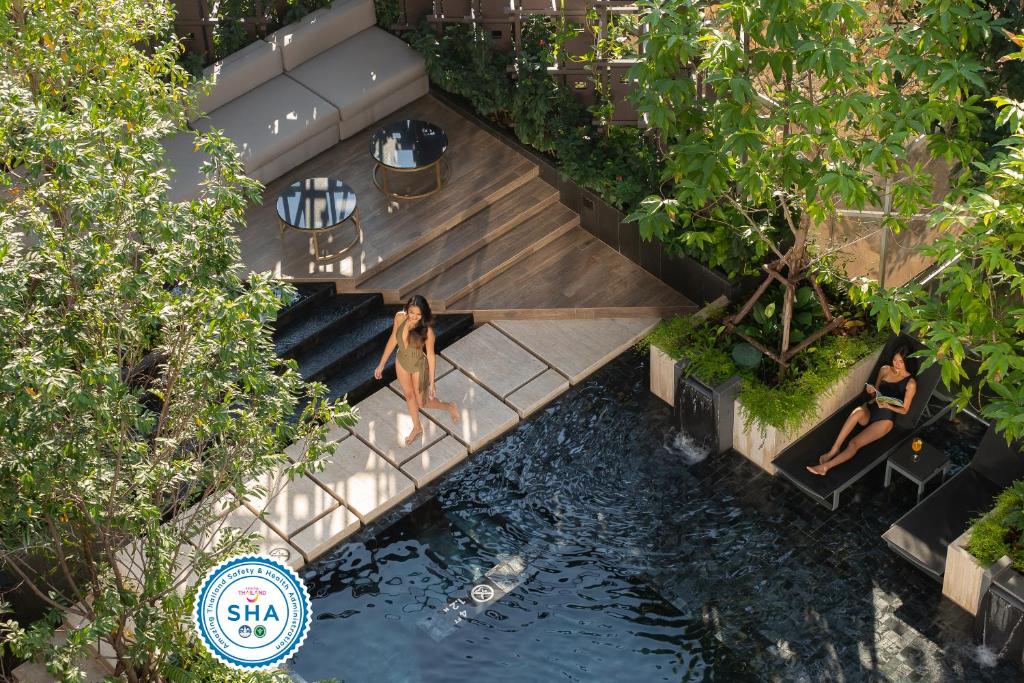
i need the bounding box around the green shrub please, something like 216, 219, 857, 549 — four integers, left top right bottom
968, 481, 1024, 571
374, 0, 401, 29
737, 330, 887, 435
641, 308, 886, 434
407, 20, 659, 215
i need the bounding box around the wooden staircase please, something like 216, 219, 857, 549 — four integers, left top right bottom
356, 175, 580, 312
242, 95, 696, 320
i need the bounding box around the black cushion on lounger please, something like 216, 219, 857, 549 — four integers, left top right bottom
772, 334, 943, 509
882, 428, 1024, 580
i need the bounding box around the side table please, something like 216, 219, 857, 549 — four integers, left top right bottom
276, 177, 362, 262
884, 438, 951, 503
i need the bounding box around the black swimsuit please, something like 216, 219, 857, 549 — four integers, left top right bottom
868, 375, 911, 424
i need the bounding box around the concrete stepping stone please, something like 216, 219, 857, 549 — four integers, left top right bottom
311, 438, 416, 524
492, 318, 658, 384
289, 505, 361, 561
424, 370, 519, 452
193, 503, 305, 569
441, 323, 546, 398
389, 354, 455, 394
505, 368, 570, 418
400, 436, 469, 487
244, 470, 340, 541
350, 387, 445, 466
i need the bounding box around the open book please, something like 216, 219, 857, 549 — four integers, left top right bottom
866, 384, 904, 408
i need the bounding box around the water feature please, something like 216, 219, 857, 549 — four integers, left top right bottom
675, 375, 716, 454
979, 564, 1024, 670
289, 351, 1017, 682
674, 373, 741, 456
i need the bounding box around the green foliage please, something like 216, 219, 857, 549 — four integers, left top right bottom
859, 69, 1024, 442
968, 481, 1024, 571
642, 308, 885, 433
640, 308, 737, 386
736, 285, 826, 350
630, 0, 995, 282
731, 342, 762, 369
0, 1, 350, 679
737, 330, 887, 435
407, 19, 659, 214
374, 0, 401, 30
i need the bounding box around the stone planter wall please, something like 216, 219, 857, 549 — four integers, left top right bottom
648, 295, 729, 406
943, 529, 1012, 617
732, 346, 883, 475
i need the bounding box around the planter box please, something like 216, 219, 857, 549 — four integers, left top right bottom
732, 346, 883, 475
943, 529, 1012, 616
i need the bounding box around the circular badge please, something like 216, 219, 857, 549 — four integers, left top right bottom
193, 555, 311, 670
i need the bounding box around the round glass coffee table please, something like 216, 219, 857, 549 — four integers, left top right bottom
276, 177, 362, 262
369, 119, 449, 200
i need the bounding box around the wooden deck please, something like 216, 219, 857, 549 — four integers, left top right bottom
240, 95, 695, 319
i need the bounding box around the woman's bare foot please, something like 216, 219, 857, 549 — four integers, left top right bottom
447, 402, 459, 424
818, 450, 837, 464
404, 426, 423, 446
806, 464, 829, 476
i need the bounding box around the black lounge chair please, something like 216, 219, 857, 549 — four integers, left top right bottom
772, 334, 943, 510
882, 427, 1024, 581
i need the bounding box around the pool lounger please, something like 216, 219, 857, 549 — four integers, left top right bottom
771, 334, 942, 511
882, 427, 1024, 581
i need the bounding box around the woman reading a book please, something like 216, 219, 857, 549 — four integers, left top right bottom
807, 345, 918, 476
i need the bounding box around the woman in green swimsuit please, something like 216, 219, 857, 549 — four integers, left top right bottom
374, 295, 460, 445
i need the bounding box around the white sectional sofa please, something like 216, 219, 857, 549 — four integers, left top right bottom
163, 0, 428, 203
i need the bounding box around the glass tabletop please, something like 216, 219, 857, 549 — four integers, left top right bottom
369, 120, 448, 170
276, 178, 357, 231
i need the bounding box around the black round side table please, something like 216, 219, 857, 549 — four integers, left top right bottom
369, 120, 450, 200
276, 177, 362, 262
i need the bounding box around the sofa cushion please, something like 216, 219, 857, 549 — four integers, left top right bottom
287, 27, 425, 121
265, 0, 376, 72
161, 131, 210, 203
193, 74, 340, 174
194, 40, 284, 118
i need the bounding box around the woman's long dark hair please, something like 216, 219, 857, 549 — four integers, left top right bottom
892, 344, 918, 376
405, 295, 433, 350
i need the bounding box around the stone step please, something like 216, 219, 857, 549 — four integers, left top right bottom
358, 176, 559, 301
273, 292, 380, 359
416, 203, 579, 311
271, 282, 334, 331
291, 308, 399, 382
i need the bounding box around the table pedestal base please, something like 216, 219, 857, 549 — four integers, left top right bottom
278, 207, 363, 263
373, 158, 450, 200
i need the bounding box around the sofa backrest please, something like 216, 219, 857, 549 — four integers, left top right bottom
194, 40, 284, 118
970, 426, 1024, 488
265, 0, 376, 72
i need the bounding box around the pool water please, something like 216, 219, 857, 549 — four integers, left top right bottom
290, 351, 1017, 682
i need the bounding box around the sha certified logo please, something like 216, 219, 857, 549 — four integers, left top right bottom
194, 555, 311, 670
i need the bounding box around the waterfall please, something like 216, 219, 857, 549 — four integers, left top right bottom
672, 376, 717, 463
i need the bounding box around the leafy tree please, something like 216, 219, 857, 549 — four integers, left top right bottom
861, 34, 1024, 442
0, 0, 350, 680
629, 0, 995, 375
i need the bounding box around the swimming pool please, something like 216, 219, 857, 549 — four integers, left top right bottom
289, 351, 1015, 682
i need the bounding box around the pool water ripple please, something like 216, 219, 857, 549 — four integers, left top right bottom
291, 352, 1017, 683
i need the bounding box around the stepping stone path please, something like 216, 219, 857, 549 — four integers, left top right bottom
12, 318, 658, 683
226, 318, 659, 566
